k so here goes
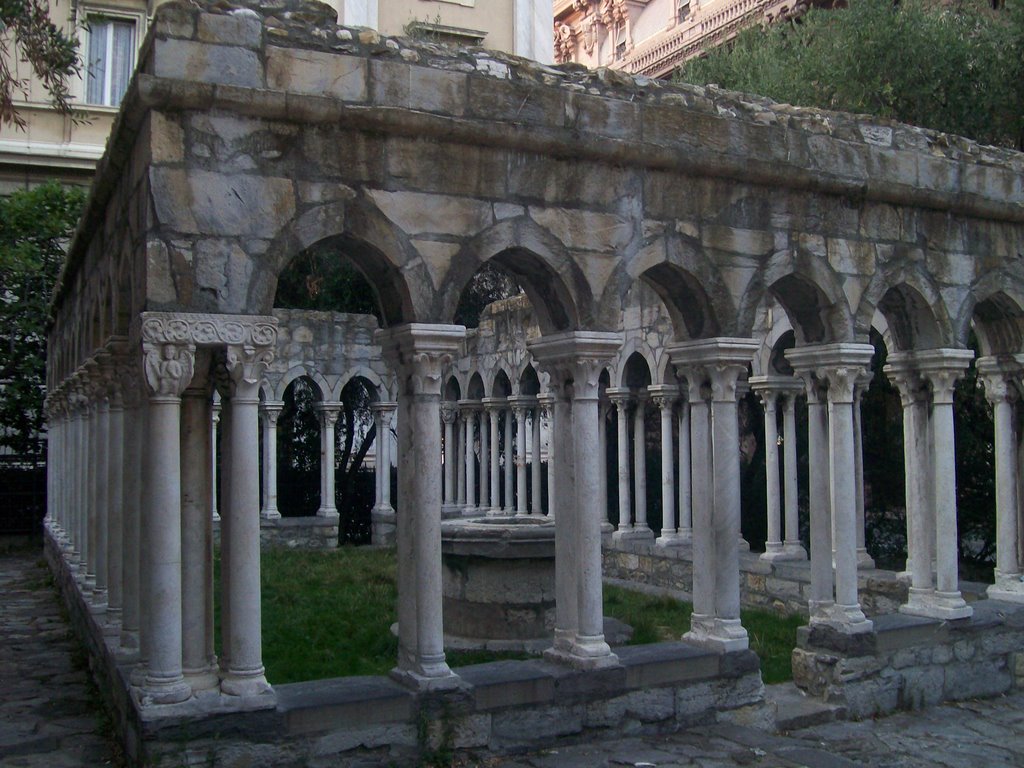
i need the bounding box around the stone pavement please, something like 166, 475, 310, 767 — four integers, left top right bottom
0, 547, 118, 767
2, 545, 1023, 768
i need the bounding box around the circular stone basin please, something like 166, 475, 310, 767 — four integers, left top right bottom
440, 516, 556, 651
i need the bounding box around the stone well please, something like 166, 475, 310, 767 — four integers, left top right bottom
440, 516, 557, 651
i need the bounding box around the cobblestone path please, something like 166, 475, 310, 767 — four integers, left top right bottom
0, 548, 118, 767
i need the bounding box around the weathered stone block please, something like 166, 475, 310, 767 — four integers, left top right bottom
468, 77, 563, 126
565, 92, 641, 140
368, 189, 491, 237
267, 48, 366, 102
197, 12, 262, 48
151, 39, 263, 89
584, 687, 675, 728
489, 704, 584, 745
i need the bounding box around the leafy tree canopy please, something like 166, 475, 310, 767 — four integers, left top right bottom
679, 0, 1024, 150
0, 181, 85, 456
1, 0, 81, 128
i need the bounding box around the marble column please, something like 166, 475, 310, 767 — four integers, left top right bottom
781, 393, 806, 559
120, 378, 142, 653
531, 400, 543, 514
503, 407, 514, 512
479, 401, 490, 514
139, 341, 195, 704
456, 408, 467, 511
181, 377, 218, 692
83, 369, 98, 590
540, 394, 556, 520
790, 343, 874, 634
461, 401, 479, 514
482, 398, 503, 516
650, 385, 681, 546
377, 323, 465, 690
607, 388, 633, 536
852, 375, 875, 568
530, 331, 622, 669
259, 401, 283, 520
979, 358, 1024, 603
754, 384, 784, 559
92, 359, 112, 611
598, 397, 610, 529
441, 403, 457, 515
676, 396, 693, 544
316, 404, 340, 519
632, 393, 652, 538
105, 349, 127, 629
371, 402, 397, 543
510, 397, 530, 516
221, 344, 274, 698
211, 399, 221, 522
671, 338, 758, 652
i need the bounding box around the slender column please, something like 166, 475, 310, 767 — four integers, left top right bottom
545, 379, 576, 651
456, 409, 467, 510
632, 394, 651, 536
530, 331, 622, 669
93, 367, 111, 611
106, 356, 126, 628
480, 402, 490, 513
607, 389, 632, 535
441, 403, 457, 513
781, 394, 806, 559
373, 406, 385, 510
853, 376, 875, 568
377, 324, 465, 690
120, 380, 142, 652
217, 395, 233, 676
140, 341, 195, 704
462, 402, 479, 514
482, 399, 503, 515
503, 408, 514, 511
211, 400, 221, 522
317, 404, 340, 518
676, 398, 693, 543
132, 399, 151, 685
70, 383, 85, 571
260, 402, 283, 520
757, 387, 784, 559
651, 386, 680, 546
531, 402, 543, 514
980, 359, 1024, 603
540, 395, 556, 520
597, 398, 610, 528
687, 376, 714, 622
510, 398, 529, 516
371, 401, 397, 542
221, 344, 274, 698
791, 343, 875, 634
380, 405, 395, 512
181, 382, 218, 692
83, 381, 97, 590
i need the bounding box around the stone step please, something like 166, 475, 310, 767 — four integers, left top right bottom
766, 683, 846, 732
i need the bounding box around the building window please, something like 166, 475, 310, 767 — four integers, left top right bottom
85, 16, 136, 106
678, 0, 691, 22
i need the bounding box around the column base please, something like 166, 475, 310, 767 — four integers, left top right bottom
140, 674, 192, 706
856, 548, 876, 569
486, 507, 515, 518
442, 504, 462, 519
90, 590, 109, 613
212, 511, 221, 522
544, 638, 620, 670
183, 667, 221, 693
600, 521, 614, 534
738, 537, 750, 551
120, 629, 139, 653
612, 526, 654, 543
259, 509, 282, 521
809, 601, 873, 634
316, 508, 340, 520
221, 668, 273, 698
761, 543, 807, 562
987, 572, 1024, 604
130, 663, 148, 687
684, 615, 748, 653
656, 531, 691, 548
899, 588, 972, 620
390, 664, 463, 692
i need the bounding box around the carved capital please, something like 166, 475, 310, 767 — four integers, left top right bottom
143, 342, 196, 399
260, 402, 284, 428
408, 351, 452, 397
980, 371, 1017, 406
441, 402, 458, 424
225, 344, 272, 401
706, 363, 747, 403
317, 405, 340, 428
818, 365, 864, 404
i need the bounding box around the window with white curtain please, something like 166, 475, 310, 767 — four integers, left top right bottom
85, 16, 136, 107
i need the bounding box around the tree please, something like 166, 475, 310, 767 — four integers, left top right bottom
679, 0, 1024, 150
0, 181, 85, 457
1, 0, 81, 129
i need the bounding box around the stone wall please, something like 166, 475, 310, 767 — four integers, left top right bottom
213, 516, 339, 549
792, 600, 1024, 718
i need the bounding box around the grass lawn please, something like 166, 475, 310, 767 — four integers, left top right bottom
249, 548, 804, 685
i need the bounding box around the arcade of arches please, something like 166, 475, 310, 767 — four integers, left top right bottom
42, 0, 1024, 724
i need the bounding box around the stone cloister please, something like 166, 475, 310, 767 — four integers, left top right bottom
41, 0, 1024, 761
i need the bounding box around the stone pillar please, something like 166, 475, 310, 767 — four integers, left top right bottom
597, 397, 610, 529
180, 377, 218, 692
441, 403, 457, 515
544, 378, 576, 652
671, 339, 758, 651
540, 395, 556, 520
377, 324, 465, 690
139, 340, 195, 705
105, 347, 127, 629
531, 400, 543, 514
755, 385, 784, 559
480, 401, 490, 514
607, 388, 632, 536
482, 398, 503, 516
503, 407, 514, 512
317, 404, 340, 519
790, 343, 874, 634
462, 401, 479, 514
530, 331, 622, 669
371, 402, 398, 544
781, 392, 806, 559
211, 399, 221, 522
979, 358, 1024, 603
71, 384, 86, 573
221, 344, 274, 699
676, 397, 693, 544
83, 371, 97, 590
456, 408, 467, 510
92, 358, 112, 611
632, 393, 652, 538
120, 377, 142, 652
510, 397, 530, 516
259, 401, 283, 520
650, 385, 681, 546
852, 375, 875, 568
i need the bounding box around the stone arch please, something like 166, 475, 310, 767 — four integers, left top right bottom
856, 264, 950, 351
444, 375, 462, 401
739, 249, 855, 343
272, 366, 329, 402
620, 350, 654, 389
467, 372, 486, 400
952, 269, 1024, 356
751, 305, 795, 377
492, 369, 513, 397
620, 235, 731, 339
438, 217, 590, 334
336, 366, 386, 402
264, 195, 423, 326
613, 339, 657, 388
517, 364, 541, 396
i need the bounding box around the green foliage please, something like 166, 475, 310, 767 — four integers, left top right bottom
0, 0, 81, 128
680, 0, 1024, 149
274, 242, 381, 319
0, 181, 85, 456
